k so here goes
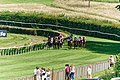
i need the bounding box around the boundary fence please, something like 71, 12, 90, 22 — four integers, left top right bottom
0, 20, 120, 40
13, 61, 109, 80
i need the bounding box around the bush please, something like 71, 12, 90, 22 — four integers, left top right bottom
114, 54, 120, 77
100, 72, 116, 80
100, 54, 120, 79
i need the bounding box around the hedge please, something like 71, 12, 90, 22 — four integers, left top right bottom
99, 72, 116, 80
0, 26, 60, 37
0, 11, 120, 40
0, 42, 47, 56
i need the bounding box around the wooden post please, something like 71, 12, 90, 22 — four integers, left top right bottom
88, 0, 91, 7
52, 68, 54, 80
34, 30, 37, 36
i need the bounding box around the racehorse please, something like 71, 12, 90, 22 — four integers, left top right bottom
47, 36, 52, 49
68, 37, 73, 49
73, 37, 77, 49
82, 37, 86, 47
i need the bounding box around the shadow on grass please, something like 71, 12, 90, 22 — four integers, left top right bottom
86, 41, 120, 55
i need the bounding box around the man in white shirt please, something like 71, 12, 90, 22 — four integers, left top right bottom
87, 65, 92, 79
34, 67, 41, 80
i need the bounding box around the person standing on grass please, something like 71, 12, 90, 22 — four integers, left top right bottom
70, 64, 75, 80
46, 68, 51, 80
109, 55, 115, 68
87, 65, 92, 79
65, 64, 70, 80
41, 68, 47, 80
34, 66, 41, 80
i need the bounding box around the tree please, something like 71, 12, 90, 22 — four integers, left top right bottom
115, 5, 120, 11
88, 0, 91, 7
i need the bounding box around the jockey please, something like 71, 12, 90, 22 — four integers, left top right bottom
59, 33, 63, 40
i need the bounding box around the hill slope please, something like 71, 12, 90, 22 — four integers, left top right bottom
0, 0, 119, 24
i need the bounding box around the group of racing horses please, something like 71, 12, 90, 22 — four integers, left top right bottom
47, 34, 86, 49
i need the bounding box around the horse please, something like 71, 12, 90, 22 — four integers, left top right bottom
68, 38, 73, 49
82, 37, 86, 48
73, 37, 77, 49
47, 36, 52, 49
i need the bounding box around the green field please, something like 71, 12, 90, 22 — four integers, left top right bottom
0, 0, 54, 4
0, 35, 120, 80
0, 33, 47, 48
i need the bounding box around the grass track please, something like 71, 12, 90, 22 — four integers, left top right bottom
0, 35, 120, 80
0, 33, 47, 48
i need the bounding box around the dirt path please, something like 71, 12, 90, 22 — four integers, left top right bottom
0, 1, 119, 24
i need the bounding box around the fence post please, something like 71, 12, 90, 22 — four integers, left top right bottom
51, 68, 54, 80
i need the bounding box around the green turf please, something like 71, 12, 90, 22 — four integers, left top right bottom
0, 33, 47, 48
0, 35, 120, 80
0, 0, 54, 4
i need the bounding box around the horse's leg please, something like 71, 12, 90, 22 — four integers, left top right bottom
83, 42, 86, 47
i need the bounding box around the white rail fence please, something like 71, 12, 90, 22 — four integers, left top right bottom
13, 61, 109, 80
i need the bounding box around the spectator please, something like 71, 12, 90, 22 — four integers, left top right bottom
46, 68, 51, 80
87, 65, 92, 79
70, 64, 75, 80
109, 55, 115, 68
65, 64, 70, 80
41, 68, 46, 80
34, 66, 41, 80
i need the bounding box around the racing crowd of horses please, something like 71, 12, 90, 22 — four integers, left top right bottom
47, 34, 86, 49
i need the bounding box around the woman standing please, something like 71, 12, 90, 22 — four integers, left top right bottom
87, 65, 92, 79
70, 64, 75, 80
46, 68, 51, 80
109, 55, 115, 68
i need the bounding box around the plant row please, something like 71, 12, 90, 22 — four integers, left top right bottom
0, 43, 46, 56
